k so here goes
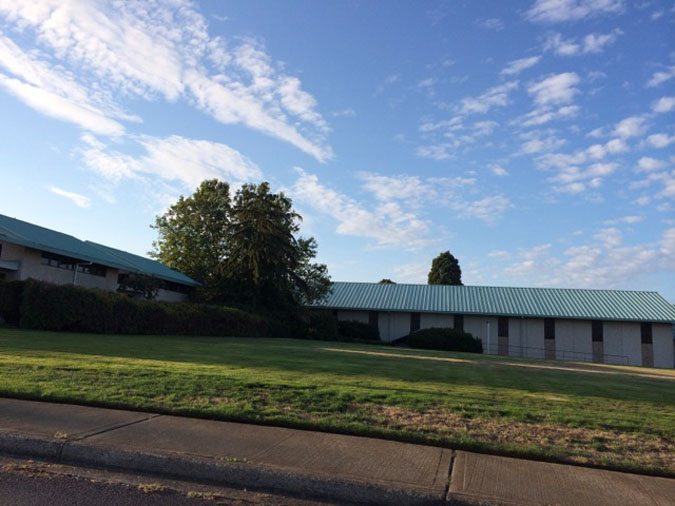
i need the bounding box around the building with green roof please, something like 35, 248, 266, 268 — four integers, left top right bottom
0, 214, 198, 301
313, 281, 675, 368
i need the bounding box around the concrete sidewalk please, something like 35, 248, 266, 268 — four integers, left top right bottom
0, 397, 673, 506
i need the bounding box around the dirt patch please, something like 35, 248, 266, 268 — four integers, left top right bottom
361, 404, 675, 473
321, 348, 470, 364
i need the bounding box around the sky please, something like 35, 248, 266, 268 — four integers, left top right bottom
0, 0, 673, 300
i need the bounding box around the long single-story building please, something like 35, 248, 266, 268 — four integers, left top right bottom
314, 282, 675, 368
0, 214, 198, 301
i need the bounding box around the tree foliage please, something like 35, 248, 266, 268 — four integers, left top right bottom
150, 180, 230, 285
378, 278, 395, 284
151, 179, 330, 311
428, 251, 463, 285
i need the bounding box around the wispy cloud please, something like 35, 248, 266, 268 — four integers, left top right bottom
289, 169, 433, 249
646, 65, 675, 88
79, 134, 262, 188
501, 56, 540, 76
528, 72, 580, 106
543, 30, 621, 56
459, 81, 519, 114
652, 96, 675, 114
0, 0, 332, 160
526, 0, 624, 23
48, 186, 91, 208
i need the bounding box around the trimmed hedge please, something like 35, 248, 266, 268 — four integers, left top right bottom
303, 310, 381, 342
337, 320, 380, 341
0, 280, 23, 326
0, 279, 270, 337
406, 327, 483, 353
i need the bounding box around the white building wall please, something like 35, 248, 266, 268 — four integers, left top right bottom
464, 315, 498, 354
555, 319, 593, 361
379, 312, 412, 342
603, 322, 642, 366
652, 323, 674, 368
15, 247, 118, 291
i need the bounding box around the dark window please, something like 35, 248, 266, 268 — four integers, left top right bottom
332, 310, 338, 317
592, 321, 603, 342
410, 312, 421, 333
498, 316, 509, 337
544, 318, 555, 340
368, 311, 379, 327
0, 243, 3, 258
454, 314, 464, 331
641, 322, 652, 344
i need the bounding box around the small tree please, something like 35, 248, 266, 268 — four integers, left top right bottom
428, 251, 463, 285
378, 278, 395, 284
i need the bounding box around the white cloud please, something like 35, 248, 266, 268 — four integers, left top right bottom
526, 0, 624, 23
0, 0, 332, 160
636, 157, 665, 172
646, 66, 675, 88
331, 107, 356, 117
501, 56, 540, 76
289, 169, 432, 249
550, 162, 618, 193
392, 263, 429, 283
48, 186, 91, 208
544, 30, 621, 56
652, 96, 675, 114
613, 116, 646, 138
603, 215, 644, 225
490, 164, 509, 176
516, 104, 578, 126
528, 72, 580, 106
79, 134, 262, 188
646, 133, 675, 148
479, 18, 504, 30
0, 34, 128, 135
459, 81, 519, 114
502, 226, 673, 290
519, 130, 566, 153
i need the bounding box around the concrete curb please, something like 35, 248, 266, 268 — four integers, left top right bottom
0, 430, 449, 506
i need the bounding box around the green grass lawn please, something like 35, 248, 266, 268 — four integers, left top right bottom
0, 328, 673, 476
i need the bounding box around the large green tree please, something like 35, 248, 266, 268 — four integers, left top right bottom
151, 179, 330, 310
227, 182, 330, 310
428, 251, 463, 285
150, 180, 231, 285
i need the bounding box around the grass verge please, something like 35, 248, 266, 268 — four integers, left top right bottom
0, 328, 673, 476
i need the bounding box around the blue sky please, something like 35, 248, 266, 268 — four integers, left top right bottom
0, 0, 673, 299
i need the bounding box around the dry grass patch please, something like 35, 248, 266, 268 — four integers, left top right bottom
363, 405, 675, 472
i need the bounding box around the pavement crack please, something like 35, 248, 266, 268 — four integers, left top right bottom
67, 414, 164, 444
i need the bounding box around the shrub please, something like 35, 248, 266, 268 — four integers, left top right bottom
11, 279, 270, 337
0, 280, 23, 325
337, 320, 380, 341
406, 327, 483, 353
304, 310, 340, 341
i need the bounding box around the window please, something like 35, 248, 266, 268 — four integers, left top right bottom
498, 316, 509, 337
410, 312, 421, 333
40, 252, 106, 277
0, 243, 3, 258
641, 322, 652, 344
592, 321, 603, 342
453, 314, 464, 331
368, 311, 379, 328
544, 318, 555, 340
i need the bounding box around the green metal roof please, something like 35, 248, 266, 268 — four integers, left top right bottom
0, 214, 198, 287
86, 241, 198, 286
313, 282, 675, 323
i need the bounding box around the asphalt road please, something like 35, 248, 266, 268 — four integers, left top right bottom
0, 456, 343, 506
